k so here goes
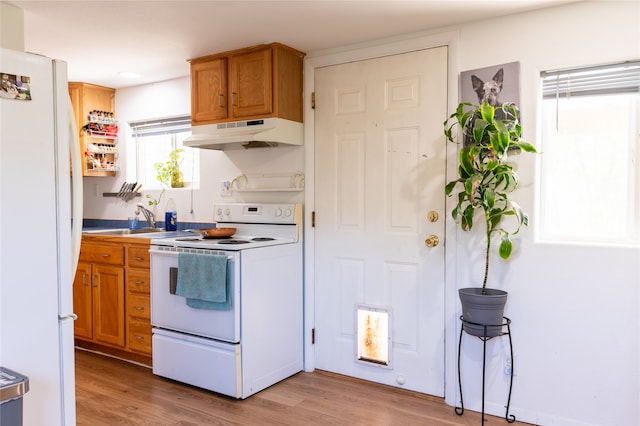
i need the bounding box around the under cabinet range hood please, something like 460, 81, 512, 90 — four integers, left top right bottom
184, 117, 303, 150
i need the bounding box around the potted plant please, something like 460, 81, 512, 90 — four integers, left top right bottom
146, 148, 184, 208
444, 101, 537, 337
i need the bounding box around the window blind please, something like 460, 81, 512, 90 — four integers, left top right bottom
130, 115, 191, 137
541, 61, 640, 99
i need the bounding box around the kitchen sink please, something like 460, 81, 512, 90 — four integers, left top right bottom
83, 227, 165, 236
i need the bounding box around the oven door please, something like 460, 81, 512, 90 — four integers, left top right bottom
150, 246, 240, 342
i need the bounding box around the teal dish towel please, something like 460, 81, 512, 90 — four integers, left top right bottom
176, 253, 231, 310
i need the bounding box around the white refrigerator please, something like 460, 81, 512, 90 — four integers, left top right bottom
0, 48, 83, 424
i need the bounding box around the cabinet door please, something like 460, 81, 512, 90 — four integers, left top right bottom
92, 264, 125, 347
191, 57, 228, 123
127, 245, 150, 269
84, 85, 114, 113
126, 268, 150, 294
68, 83, 116, 176
80, 243, 124, 265
127, 294, 150, 320
68, 84, 83, 138
229, 47, 273, 119
73, 262, 93, 340
127, 318, 152, 355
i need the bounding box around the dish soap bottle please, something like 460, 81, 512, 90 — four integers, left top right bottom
165, 198, 177, 231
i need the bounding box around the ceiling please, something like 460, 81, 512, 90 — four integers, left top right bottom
10, 0, 578, 89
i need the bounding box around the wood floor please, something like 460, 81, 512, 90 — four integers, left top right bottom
75, 349, 526, 425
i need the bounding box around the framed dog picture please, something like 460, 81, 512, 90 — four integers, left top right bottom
460, 61, 521, 109
459, 62, 521, 147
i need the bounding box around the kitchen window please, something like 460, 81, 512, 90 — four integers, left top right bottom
539, 61, 640, 246
130, 115, 199, 189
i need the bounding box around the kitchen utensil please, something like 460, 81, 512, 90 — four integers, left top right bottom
116, 181, 127, 198
124, 182, 138, 201
198, 227, 236, 238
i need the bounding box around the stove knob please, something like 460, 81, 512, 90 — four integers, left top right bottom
224, 208, 230, 216
216, 208, 222, 217
275, 208, 283, 217
285, 208, 292, 217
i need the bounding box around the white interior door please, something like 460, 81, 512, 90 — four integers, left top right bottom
314, 46, 448, 395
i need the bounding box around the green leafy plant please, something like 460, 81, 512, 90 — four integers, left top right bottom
444, 102, 538, 293
146, 148, 183, 207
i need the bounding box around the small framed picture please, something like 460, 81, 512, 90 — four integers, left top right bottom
1, 73, 32, 100
460, 61, 520, 108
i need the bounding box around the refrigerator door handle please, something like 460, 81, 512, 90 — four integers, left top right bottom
58, 313, 78, 321
68, 98, 84, 276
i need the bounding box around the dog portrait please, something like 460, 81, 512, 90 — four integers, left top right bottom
461, 62, 520, 108
460, 62, 521, 146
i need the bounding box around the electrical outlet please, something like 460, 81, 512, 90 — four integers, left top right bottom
220, 180, 231, 197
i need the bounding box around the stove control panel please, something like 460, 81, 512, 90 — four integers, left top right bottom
214, 203, 302, 224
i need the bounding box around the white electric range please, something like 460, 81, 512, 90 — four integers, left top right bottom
149, 203, 303, 398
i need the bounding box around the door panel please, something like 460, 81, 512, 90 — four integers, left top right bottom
229, 47, 272, 118
72, 262, 92, 339
191, 58, 228, 123
314, 46, 447, 396
92, 264, 125, 347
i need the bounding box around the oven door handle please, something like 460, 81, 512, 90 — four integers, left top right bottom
169, 267, 178, 295
165, 257, 235, 296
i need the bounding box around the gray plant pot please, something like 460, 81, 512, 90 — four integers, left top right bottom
459, 287, 508, 338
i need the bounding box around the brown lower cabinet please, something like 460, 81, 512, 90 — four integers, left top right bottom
73, 237, 152, 364
125, 246, 152, 355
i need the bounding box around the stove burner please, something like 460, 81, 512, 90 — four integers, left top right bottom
251, 237, 275, 242
217, 239, 251, 245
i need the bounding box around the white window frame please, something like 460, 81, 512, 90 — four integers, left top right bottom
129, 115, 199, 190
539, 61, 640, 246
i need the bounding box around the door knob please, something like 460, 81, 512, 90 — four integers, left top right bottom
427, 211, 439, 222
424, 235, 439, 247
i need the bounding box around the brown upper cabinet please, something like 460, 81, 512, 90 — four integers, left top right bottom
68, 82, 118, 177
189, 43, 305, 126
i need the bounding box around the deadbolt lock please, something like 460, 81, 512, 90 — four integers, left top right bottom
424, 235, 439, 247
427, 211, 439, 222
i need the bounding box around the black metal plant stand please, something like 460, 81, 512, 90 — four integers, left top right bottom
455, 316, 515, 424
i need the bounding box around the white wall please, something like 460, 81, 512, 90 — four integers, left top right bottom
83, 76, 304, 223
82, 2, 640, 424
303, 1, 639, 425
0, 2, 24, 50
450, 2, 640, 425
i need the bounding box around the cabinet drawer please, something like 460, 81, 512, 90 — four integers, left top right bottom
127, 246, 150, 268
80, 244, 124, 265
128, 318, 151, 354
126, 269, 150, 294
127, 294, 150, 320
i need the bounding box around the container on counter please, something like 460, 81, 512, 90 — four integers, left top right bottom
165, 198, 177, 231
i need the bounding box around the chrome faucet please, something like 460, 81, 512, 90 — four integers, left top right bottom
136, 203, 156, 229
